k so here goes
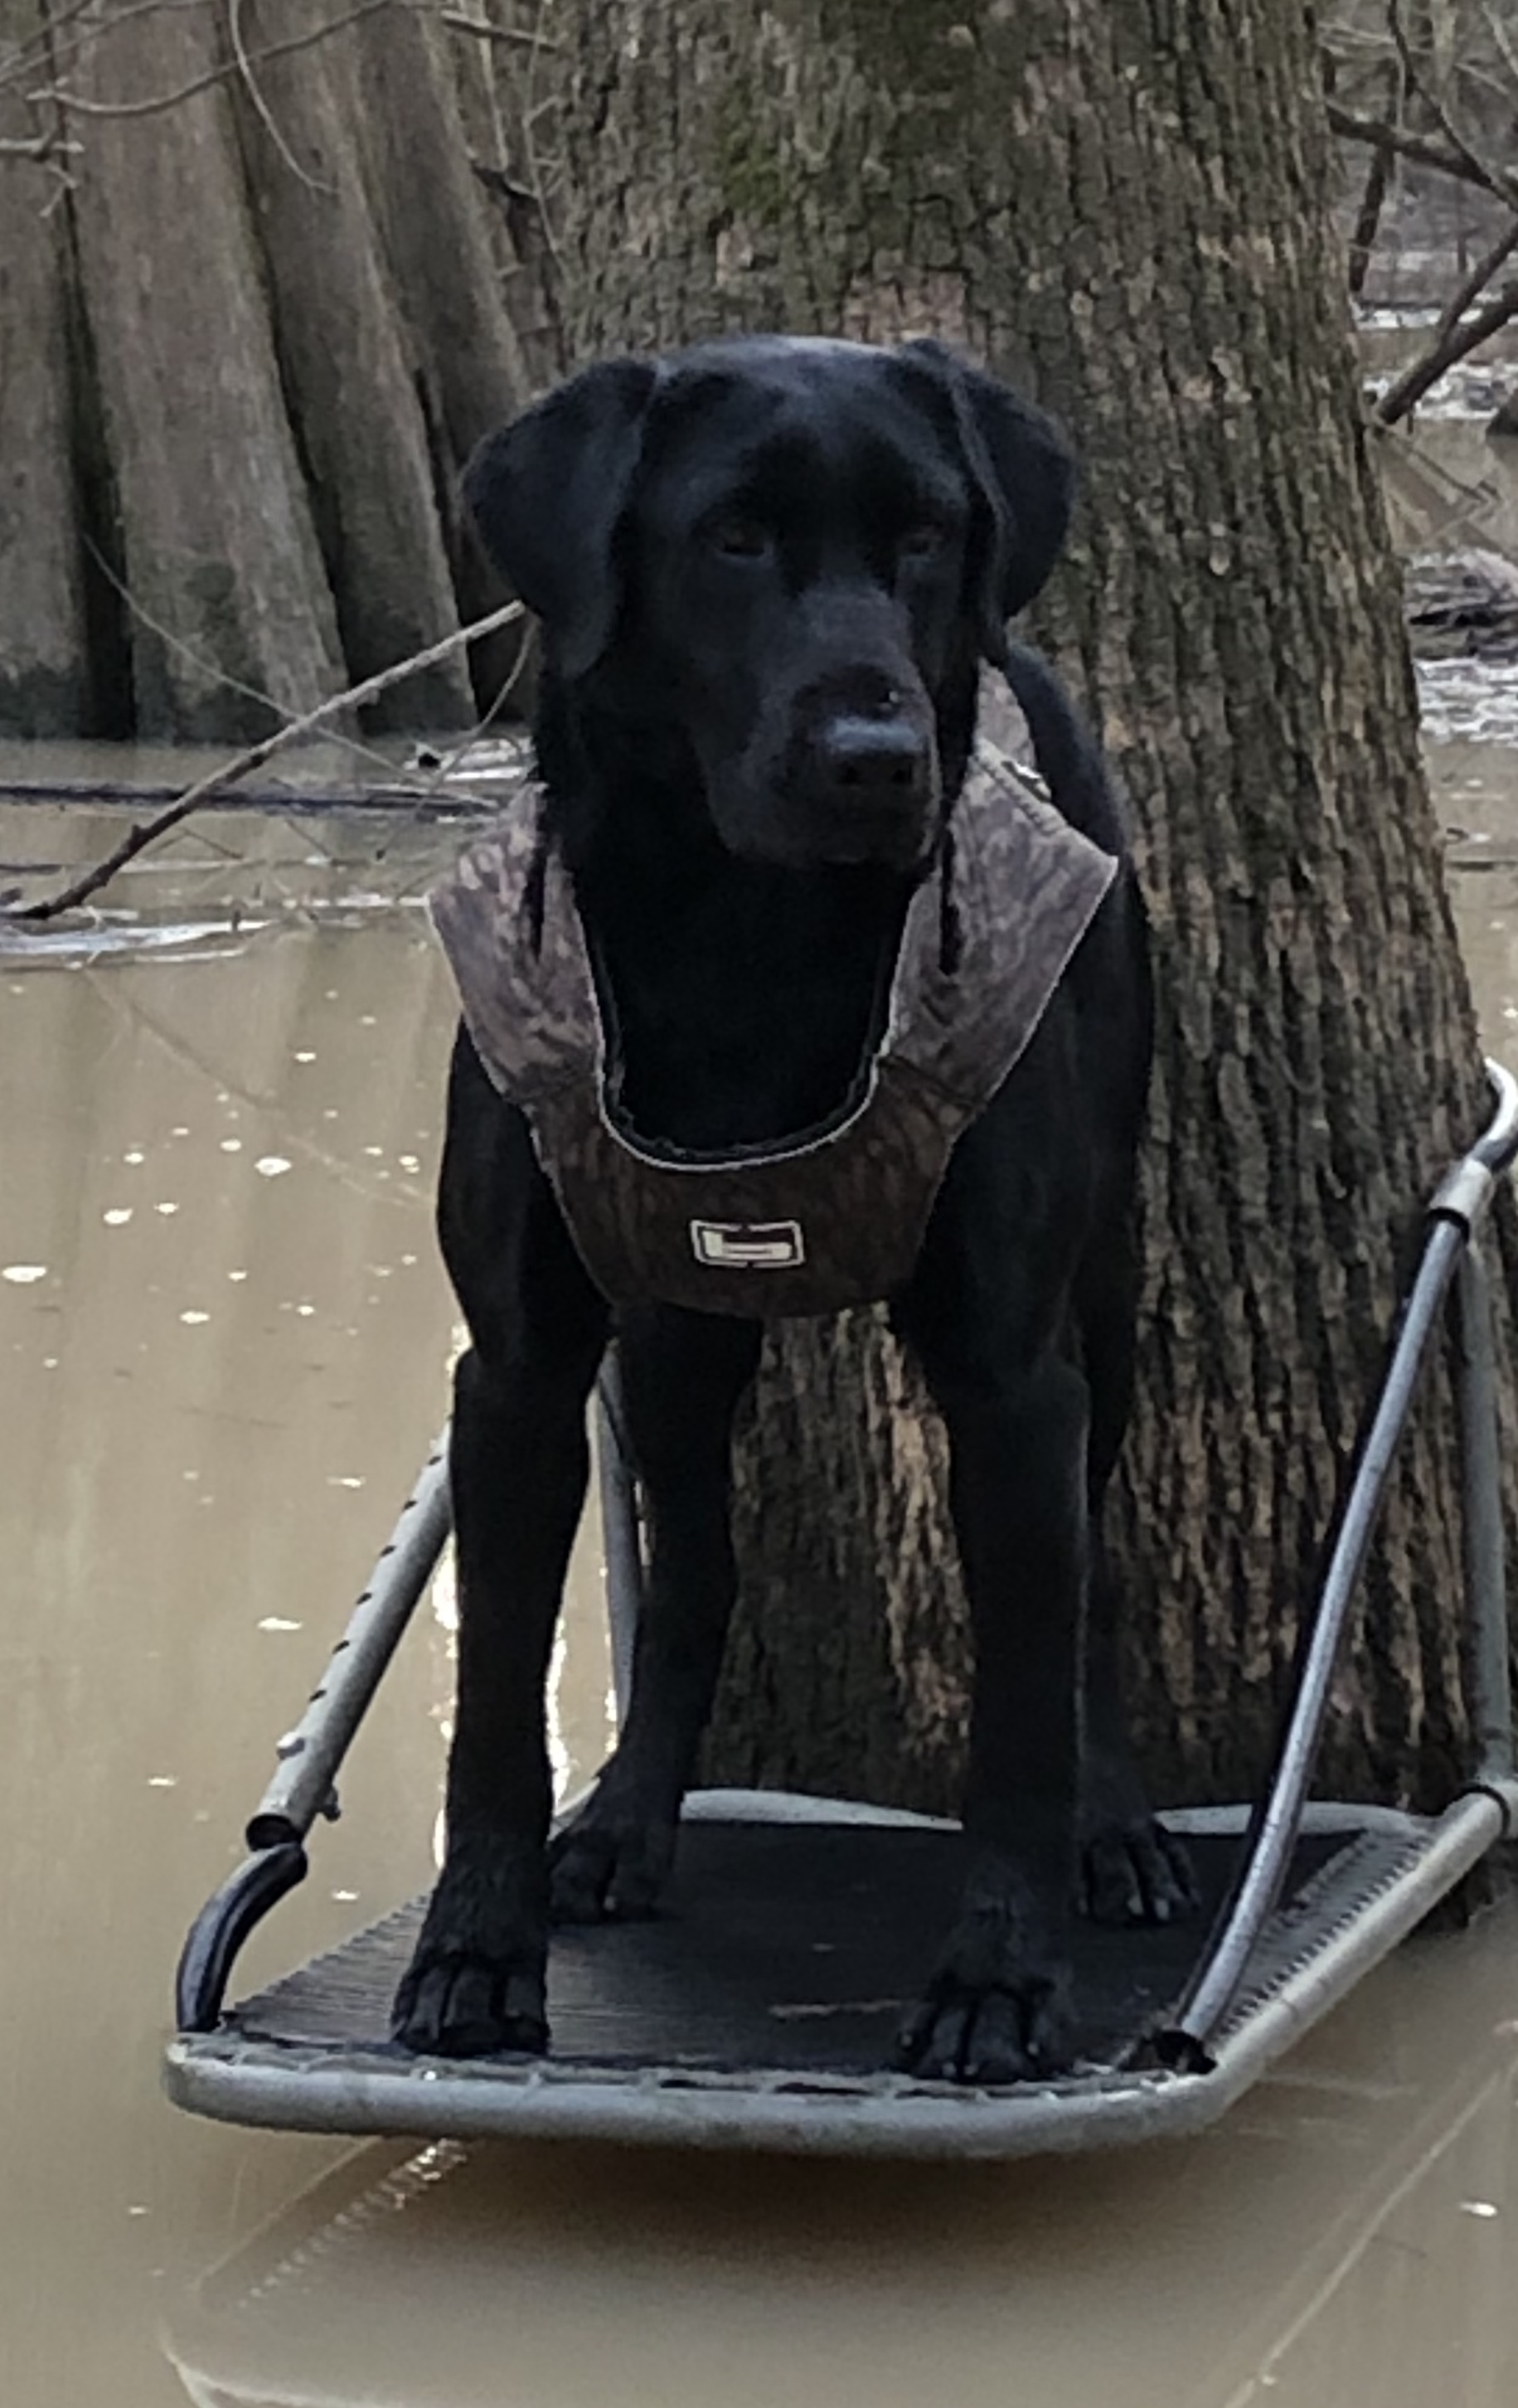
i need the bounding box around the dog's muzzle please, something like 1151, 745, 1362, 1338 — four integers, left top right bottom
800, 706, 939, 867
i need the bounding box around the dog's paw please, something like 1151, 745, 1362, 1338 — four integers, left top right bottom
549, 1807, 677, 1924
895, 1851, 1072, 2084
895, 1968, 1069, 2085
1079, 1815, 1196, 1927
392, 1849, 548, 2057
393, 1949, 548, 2056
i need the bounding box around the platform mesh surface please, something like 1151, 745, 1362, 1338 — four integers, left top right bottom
223, 1822, 1359, 2078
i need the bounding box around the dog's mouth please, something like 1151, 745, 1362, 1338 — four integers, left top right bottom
715, 814, 936, 876
803, 811, 938, 872
705, 731, 943, 875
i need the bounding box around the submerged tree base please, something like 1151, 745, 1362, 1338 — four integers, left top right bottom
0, 2, 537, 741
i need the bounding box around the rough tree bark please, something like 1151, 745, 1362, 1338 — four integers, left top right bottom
557, 0, 1512, 1816
0, 0, 99, 734
0, 0, 535, 740
449, 1, 567, 394
227, 2, 476, 731
65, 3, 348, 741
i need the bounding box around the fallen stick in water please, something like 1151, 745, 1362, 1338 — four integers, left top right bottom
3, 600, 524, 925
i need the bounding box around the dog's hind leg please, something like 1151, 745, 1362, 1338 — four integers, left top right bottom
394, 1032, 609, 2057
1075, 1223, 1196, 1927
550, 1304, 762, 1923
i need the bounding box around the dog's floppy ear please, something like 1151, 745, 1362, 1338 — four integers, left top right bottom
463, 357, 661, 679
903, 339, 1077, 663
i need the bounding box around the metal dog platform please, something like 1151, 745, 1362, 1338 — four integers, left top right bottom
166, 1066, 1518, 2159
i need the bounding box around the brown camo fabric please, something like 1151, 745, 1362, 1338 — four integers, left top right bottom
429, 681, 1118, 1318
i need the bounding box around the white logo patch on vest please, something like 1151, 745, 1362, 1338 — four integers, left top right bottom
691, 1218, 807, 1270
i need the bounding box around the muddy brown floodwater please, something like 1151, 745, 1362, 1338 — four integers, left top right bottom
5, 587, 1518, 2408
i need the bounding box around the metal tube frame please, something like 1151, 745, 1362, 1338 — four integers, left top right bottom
177, 1068, 1517, 2071
176, 1367, 647, 2035
176, 1427, 454, 2031
1159, 1060, 1518, 2066
246, 1430, 453, 1851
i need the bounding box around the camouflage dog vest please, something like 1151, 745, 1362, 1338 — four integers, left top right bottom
429, 690, 1118, 1319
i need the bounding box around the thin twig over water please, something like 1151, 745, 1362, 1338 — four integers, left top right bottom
3, 600, 524, 925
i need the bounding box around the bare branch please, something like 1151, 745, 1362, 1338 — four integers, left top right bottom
441, 10, 560, 46
1487, 2, 1518, 90
471, 156, 538, 206
1375, 245, 1518, 426
1326, 97, 1506, 194
5, 600, 524, 925
227, 0, 334, 195
0, 129, 80, 158
4, 0, 250, 103
33, 0, 398, 125
0, 0, 113, 93
1431, 208, 1518, 342
515, 0, 560, 265
1346, 61, 1398, 301
1385, 0, 1518, 203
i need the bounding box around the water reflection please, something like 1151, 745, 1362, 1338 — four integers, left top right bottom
0, 799, 605, 2408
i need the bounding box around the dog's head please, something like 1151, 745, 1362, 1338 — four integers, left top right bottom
465, 336, 1075, 872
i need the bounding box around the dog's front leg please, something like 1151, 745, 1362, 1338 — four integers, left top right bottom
392, 1335, 603, 2056
550, 1306, 762, 1923
896, 1351, 1088, 2084
394, 1037, 609, 2057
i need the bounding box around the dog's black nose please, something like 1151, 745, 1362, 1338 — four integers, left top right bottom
818, 714, 933, 804
817, 707, 938, 803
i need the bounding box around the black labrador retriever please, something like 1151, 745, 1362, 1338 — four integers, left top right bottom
394, 335, 1192, 2084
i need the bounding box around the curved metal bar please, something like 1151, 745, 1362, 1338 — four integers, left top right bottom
1472, 1057, 1518, 1171
175, 1843, 308, 2033
246, 1430, 452, 1849
174, 1432, 452, 2033
1160, 1064, 1517, 2066
1430, 1058, 1518, 1230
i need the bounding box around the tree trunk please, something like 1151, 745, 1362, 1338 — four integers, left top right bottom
227, 2, 477, 731
344, 2, 536, 648
65, 3, 348, 741
559, 0, 1511, 1815
0, 2, 90, 735
1, 0, 534, 741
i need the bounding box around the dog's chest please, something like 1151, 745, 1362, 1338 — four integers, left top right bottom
430, 741, 1116, 1319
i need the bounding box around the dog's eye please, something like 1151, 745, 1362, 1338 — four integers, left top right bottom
898, 522, 946, 561
706, 516, 772, 561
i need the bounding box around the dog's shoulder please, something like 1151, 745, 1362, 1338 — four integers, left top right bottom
996, 642, 1132, 866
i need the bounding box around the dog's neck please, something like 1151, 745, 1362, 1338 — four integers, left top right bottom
531, 677, 916, 1153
